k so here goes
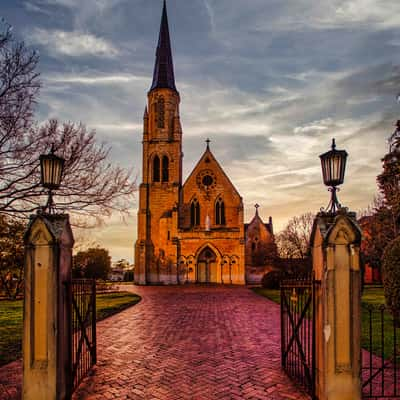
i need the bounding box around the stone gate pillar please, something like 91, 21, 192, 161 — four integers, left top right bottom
311, 209, 362, 400
23, 213, 74, 400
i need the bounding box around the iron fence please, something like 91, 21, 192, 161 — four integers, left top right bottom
362, 304, 399, 399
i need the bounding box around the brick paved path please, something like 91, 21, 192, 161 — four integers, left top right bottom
74, 286, 307, 400
0, 286, 309, 400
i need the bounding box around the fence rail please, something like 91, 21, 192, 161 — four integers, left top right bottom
362, 304, 399, 399
66, 279, 97, 394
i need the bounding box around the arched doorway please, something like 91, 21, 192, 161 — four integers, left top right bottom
197, 247, 218, 283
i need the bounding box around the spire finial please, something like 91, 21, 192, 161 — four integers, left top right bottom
206, 138, 210, 149
255, 204, 260, 215
331, 138, 336, 150
150, 0, 177, 92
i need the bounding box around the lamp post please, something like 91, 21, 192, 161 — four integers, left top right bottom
39, 146, 65, 214
319, 138, 348, 213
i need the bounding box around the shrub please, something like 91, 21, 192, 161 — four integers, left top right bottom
381, 236, 400, 326
124, 270, 134, 282
261, 271, 284, 289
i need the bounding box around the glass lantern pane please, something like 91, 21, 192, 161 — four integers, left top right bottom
331, 155, 338, 181
50, 160, 55, 184
53, 162, 61, 185
326, 157, 332, 182
45, 159, 52, 184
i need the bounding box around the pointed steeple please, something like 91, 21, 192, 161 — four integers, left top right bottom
150, 0, 177, 92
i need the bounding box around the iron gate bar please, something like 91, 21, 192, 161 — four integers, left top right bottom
66, 279, 97, 395
71, 293, 94, 382
362, 303, 399, 399
282, 293, 312, 360
280, 276, 318, 399
281, 292, 313, 385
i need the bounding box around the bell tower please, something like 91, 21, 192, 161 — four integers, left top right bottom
135, 0, 183, 284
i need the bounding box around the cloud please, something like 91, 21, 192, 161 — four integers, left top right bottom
24, 1, 52, 15
29, 28, 119, 57
46, 73, 149, 85
94, 123, 142, 132
202, 0, 216, 35
294, 118, 335, 135
11, 0, 400, 261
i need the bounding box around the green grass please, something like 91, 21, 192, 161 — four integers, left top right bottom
0, 300, 23, 366
252, 287, 281, 303
0, 291, 141, 367
95, 292, 141, 321
361, 285, 386, 306
360, 287, 398, 360
252, 286, 399, 360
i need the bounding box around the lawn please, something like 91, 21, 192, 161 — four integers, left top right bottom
0, 291, 141, 367
253, 285, 399, 359
96, 292, 141, 321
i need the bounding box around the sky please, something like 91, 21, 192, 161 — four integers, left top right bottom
2, 0, 400, 262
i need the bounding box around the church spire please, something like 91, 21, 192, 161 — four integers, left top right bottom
150, 0, 177, 92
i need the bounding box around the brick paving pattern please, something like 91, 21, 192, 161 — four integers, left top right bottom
0, 286, 309, 400
0, 361, 21, 400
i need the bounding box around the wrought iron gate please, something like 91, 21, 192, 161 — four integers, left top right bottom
280, 276, 318, 399
67, 279, 97, 394
362, 304, 399, 399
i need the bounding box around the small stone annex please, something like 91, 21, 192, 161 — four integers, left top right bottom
134, 1, 277, 285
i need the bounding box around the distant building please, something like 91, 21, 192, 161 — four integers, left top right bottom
358, 215, 382, 284
134, 2, 276, 285
109, 267, 124, 282
109, 260, 133, 282
245, 206, 278, 284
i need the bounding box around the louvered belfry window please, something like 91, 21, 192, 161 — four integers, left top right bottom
153, 155, 160, 182
162, 156, 169, 182
156, 97, 165, 129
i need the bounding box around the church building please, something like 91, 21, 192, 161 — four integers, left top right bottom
134, 1, 276, 285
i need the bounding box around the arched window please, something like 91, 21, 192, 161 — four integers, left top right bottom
215, 197, 226, 225
190, 199, 200, 227
153, 155, 160, 182
156, 97, 165, 128
162, 155, 169, 182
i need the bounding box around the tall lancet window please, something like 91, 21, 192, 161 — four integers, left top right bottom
156, 96, 165, 128
215, 197, 226, 225
153, 155, 160, 182
190, 199, 200, 227
162, 155, 169, 182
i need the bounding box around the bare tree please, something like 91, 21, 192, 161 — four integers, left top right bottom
0, 23, 40, 137
0, 23, 136, 225
276, 212, 315, 259
1, 120, 136, 226
0, 22, 41, 214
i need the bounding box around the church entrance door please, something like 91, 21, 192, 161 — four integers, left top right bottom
197, 247, 217, 283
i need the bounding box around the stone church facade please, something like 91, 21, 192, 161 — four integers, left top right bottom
135, 1, 276, 285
